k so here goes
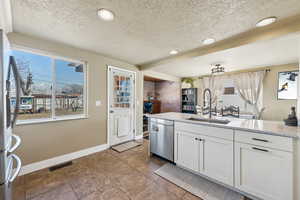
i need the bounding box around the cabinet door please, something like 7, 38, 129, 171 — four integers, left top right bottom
201, 136, 234, 186
175, 131, 200, 172
235, 143, 293, 200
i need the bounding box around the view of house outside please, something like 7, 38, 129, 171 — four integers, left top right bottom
11, 50, 85, 121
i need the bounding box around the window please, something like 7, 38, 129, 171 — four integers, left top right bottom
12, 49, 87, 124
218, 78, 262, 114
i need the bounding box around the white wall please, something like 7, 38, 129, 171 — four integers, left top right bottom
0, 0, 12, 33
297, 38, 300, 200
0, 1, 4, 30
298, 39, 300, 123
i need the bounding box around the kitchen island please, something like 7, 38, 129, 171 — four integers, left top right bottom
147, 112, 300, 200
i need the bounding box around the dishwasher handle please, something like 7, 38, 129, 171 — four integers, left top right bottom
154, 122, 174, 126
150, 119, 174, 126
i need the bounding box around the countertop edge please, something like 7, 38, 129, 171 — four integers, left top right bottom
147, 115, 299, 139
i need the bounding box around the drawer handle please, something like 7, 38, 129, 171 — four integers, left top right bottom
195, 138, 203, 141
252, 138, 269, 142
252, 147, 269, 152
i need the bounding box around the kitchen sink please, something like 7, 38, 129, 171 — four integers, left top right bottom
187, 117, 230, 125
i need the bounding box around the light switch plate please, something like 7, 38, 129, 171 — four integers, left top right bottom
96, 100, 102, 107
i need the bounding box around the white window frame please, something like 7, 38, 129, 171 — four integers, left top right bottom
12, 45, 88, 125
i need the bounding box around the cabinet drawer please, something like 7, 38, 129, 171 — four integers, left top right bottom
235, 130, 293, 152
175, 122, 233, 141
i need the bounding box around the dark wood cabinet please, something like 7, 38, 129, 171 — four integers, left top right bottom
151, 100, 161, 114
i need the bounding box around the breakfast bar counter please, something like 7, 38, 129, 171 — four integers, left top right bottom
146, 112, 300, 138
147, 112, 300, 200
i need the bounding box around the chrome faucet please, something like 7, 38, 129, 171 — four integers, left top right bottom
203, 88, 212, 118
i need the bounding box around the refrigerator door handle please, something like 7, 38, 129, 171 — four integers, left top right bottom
8, 154, 22, 183
8, 134, 21, 153
10, 56, 21, 128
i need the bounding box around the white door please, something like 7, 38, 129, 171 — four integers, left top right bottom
235, 142, 293, 200
108, 66, 135, 146
175, 131, 200, 171
201, 136, 234, 186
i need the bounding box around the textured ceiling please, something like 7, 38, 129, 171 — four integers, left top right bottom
11, 0, 300, 65
152, 33, 300, 77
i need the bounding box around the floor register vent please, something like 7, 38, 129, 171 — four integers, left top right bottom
49, 161, 73, 172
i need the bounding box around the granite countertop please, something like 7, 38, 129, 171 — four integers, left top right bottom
146, 112, 300, 139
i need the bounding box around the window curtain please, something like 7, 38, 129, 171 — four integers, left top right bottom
231, 70, 266, 119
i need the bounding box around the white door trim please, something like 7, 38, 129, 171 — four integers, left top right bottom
107, 65, 137, 147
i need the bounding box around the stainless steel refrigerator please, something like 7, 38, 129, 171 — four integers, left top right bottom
0, 29, 22, 200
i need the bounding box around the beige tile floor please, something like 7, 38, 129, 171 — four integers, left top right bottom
13, 139, 202, 200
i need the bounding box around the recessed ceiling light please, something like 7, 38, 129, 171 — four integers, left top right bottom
256, 17, 277, 27
169, 50, 179, 55
97, 8, 115, 21
202, 38, 216, 45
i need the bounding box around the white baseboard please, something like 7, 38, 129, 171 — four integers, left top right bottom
135, 135, 143, 140
19, 143, 109, 176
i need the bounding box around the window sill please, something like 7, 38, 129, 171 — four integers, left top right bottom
16, 115, 88, 126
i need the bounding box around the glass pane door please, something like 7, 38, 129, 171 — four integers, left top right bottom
112, 74, 132, 108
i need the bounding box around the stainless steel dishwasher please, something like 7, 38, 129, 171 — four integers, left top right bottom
149, 118, 174, 162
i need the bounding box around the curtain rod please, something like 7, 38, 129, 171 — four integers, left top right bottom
265, 69, 271, 72
198, 67, 271, 79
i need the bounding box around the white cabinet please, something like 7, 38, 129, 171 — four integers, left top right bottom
175, 131, 200, 172
201, 135, 234, 186
235, 142, 293, 200
175, 129, 234, 186
174, 122, 294, 200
